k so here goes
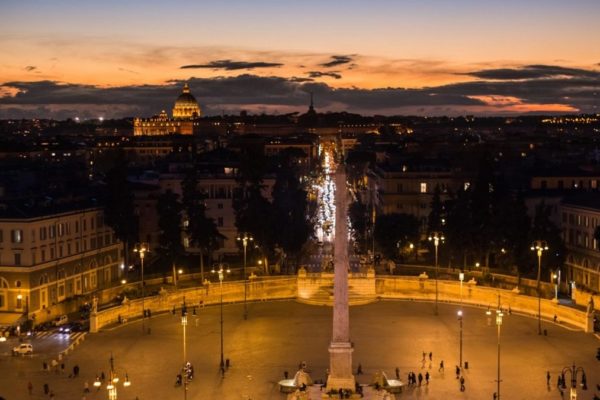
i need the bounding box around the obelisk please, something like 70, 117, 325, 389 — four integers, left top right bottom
326, 166, 355, 391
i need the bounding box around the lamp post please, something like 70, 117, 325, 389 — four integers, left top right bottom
133, 243, 149, 334
181, 299, 188, 400
459, 272, 465, 304
457, 310, 463, 370
495, 308, 503, 400
531, 240, 548, 335
561, 363, 587, 398
428, 231, 444, 315
93, 353, 131, 400
212, 263, 230, 377
236, 233, 253, 320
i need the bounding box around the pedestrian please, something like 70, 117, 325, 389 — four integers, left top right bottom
43, 383, 49, 395
547, 371, 551, 386
284, 370, 289, 379
493, 392, 497, 400
418, 373, 423, 386
425, 371, 430, 385
456, 365, 460, 379
357, 363, 363, 375
556, 375, 561, 388
49, 391, 55, 399
429, 352, 432, 361
395, 367, 400, 380
439, 360, 444, 372
74, 364, 80, 377
101, 371, 105, 381
60, 362, 65, 374
84, 381, 90, 393
460, 376, 465, 391
43, 361, 48, 371
27, 381, 33, 395
422, 351, 426, 362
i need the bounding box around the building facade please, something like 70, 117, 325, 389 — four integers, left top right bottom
0, 207, 123, 318
560, 195, 600, 293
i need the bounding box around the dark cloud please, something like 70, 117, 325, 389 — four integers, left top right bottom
463, 64, 600, 80
307, 71, 342, 79
180, 59, 283, 70
2, 63, 599, 119
320, 55, 354, 68
24, 66, 37, 72
289, 77, 315, 83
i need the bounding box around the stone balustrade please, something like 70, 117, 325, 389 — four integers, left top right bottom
90, 274, 595, 333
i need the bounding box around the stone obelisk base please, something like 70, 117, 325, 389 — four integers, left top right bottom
326, 342, 355, 391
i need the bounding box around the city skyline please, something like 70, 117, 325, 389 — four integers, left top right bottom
1, 0, 600, 118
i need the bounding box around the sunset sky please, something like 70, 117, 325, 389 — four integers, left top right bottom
1, 0, 599, 118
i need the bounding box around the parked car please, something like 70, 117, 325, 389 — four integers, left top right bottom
53, 315, 68, 326
12, 343, 33, 355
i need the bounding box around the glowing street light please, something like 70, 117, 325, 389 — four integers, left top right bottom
94, 354, 131, 399
531, 240, 548, 335
212, 263, 230, 377
457, 310, 463, 370
428, 231, 445, 315
133, 243, 150, 334
237, 233, 253, 320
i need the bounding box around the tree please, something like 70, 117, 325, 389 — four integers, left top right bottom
349, 200, 369, 252
233, 148, 276, 268
103, 155, 138, 267
374, 213, 420, 260
270, 150, 314, 272
156, 190, 184, 275
528, 201, 565, 278
181, 168, 224, 281
428, 185, 444, 233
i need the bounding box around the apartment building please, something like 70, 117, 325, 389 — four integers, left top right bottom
0, 205, 123, 318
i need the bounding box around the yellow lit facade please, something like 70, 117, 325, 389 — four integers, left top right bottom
133, 84, 201, 136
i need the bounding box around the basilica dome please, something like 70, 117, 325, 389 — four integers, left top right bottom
172, 83, 201, 119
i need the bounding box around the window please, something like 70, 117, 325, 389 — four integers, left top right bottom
105, 234, 111, 245
11, 229, 23, 243
82, 219, 87, 231
58, 223, 65, 237
41, 249, 46, 262
67, 243, 71, 255
15, 280, 21, 288
218, 217, 223, 227
31, 229, 35, 242
59, 246, 63, 258
40, 227, 47, 240
420, 183, 427, 193
49, 225, 56, 238
0, 229, 3, 243
75, 221, 79, 233
31, 251, 36, 264
90, 217, 95, 230
14, 253, 21, 266
50, 247, 55, 259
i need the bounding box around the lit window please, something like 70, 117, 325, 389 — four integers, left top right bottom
11, 229, 23, 243
420, 183, 427, 193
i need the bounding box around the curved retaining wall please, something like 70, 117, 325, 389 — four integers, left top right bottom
91, 275, 594, 333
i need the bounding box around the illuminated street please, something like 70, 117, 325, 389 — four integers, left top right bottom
1, 301, 598, 399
